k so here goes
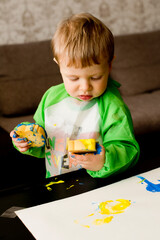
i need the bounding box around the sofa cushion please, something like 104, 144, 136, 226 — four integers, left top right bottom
123, 90, 160, 135
0, 40, 62, 116
0, 114, 34, 133
111, 30, 160, 96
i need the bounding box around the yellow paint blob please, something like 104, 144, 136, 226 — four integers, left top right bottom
45, 180, 64, 188
139, 178, 146, 183
93, 216, 113, 225
67, 139, 96, 153
82, 225, 90, 228
87, 213, 95, 217
99, 199, 131, 215
66, 185, 74, 190
74, 199, 131, 228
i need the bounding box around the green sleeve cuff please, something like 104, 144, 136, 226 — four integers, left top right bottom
87, 141, 139, 178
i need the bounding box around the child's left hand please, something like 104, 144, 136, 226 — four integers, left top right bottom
69, 144, 105, 171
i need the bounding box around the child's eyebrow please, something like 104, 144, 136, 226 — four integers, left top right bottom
91, 71, 104, 76
66, 74, 79, 79
92, 73, 103, 75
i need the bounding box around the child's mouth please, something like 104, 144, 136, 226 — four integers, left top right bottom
78, 95, 93, 101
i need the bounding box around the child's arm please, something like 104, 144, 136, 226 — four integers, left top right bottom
86, 102, 140, 178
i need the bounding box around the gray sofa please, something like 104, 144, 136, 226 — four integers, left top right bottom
0, 30, 160, 190
0, 30, 160, 135
112, 30, 160, 135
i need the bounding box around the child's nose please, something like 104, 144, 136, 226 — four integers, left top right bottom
80, 79, 91, 92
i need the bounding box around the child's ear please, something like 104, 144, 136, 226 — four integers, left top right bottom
53, 57, 58, 64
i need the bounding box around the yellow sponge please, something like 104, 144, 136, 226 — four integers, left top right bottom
15, 123, 47, 147
67, 139, 96, 153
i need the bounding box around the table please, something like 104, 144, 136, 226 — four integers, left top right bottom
0, 166, 137, 240
0, 139, 160, 240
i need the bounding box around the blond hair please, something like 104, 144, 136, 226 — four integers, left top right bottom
51, 13, 114, 68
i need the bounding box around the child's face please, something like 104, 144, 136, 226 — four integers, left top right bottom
59, 59, 112, 101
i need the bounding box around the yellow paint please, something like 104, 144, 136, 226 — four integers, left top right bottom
82, 225, 90, 228
139, 178, 146, 183
66, 137, 70, 150
87, 213, 95, 217
66, 185, 74, 190
54, 155, 61, 166
99, 199, 131, 215
93, 216, 113, 225
45, 180, 64, 188
67, 139, 96, 153
74, 199, 131, 228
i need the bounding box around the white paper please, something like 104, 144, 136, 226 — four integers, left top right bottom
16, 168, 160, 240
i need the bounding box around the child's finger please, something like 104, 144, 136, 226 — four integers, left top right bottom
70, 153, 88, 161
16, 137, 28, 142
15, 140, 31, 148
10, 130, 15, 138
18, 146, 30, 152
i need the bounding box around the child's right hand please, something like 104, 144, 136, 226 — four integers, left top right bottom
10, 130, 32, 152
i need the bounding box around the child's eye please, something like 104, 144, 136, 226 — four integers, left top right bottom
68, 77, 79, 81
91, 76, 102, 80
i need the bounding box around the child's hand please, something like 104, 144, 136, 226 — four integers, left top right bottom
69, 144, 105, 171
10, 130, 32, 152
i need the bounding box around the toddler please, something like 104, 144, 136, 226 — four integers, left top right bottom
10, 13, 140, 178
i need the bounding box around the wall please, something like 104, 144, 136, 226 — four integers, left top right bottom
0, 0, 160, 45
